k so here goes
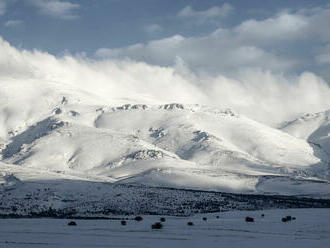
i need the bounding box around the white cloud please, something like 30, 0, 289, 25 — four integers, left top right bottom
95, 31, 297, 75
2, 5, 330, 126
144, 24, 162, 34
233, 12, 308, 43
2, 35, 330, 126
0, 0, 6, 16
178, 3, 234, 20
28, 0, 80, 20
4, 20, 23, 27
316, 54, 330, 64
315, 44, 330, 64
95, 6, 330, 76
296, 7, 330, 41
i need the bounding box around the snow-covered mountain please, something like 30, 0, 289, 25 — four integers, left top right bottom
1, 36, 330, 203
280, 110, 330, 161
1, 76, 330, 198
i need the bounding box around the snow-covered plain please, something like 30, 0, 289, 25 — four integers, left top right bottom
1, 209, 330, 248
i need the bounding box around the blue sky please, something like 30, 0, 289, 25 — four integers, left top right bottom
0, 0, 327, 53
1, 0, 330, 80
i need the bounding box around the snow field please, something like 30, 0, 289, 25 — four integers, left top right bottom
0, 208, 329, 248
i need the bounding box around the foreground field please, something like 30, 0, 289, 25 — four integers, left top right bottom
1, 208, 329, 248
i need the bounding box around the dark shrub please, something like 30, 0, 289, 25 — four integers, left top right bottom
135, 216, 143, 221
245, 217, 254, 222
151, 222, 163, 229
160, 217, 166, 222
202, 217, 207, 221
216, 216, 220, 219
187, 222, 194, 226
121, 220, 127, 225
292, 217, 296, 220
261, 214, 265, 217
67, 221, 77, 226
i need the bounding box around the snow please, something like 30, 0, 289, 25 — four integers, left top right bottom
1, 96, 330, 195
95, 104, 320, 168
1, 35, 330, 200
0, 208, 329, 248
1, 102, 330, 196
280, 111, 330, 164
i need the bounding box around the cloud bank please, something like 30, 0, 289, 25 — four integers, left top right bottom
178, 3, 234, 21
4, 20, 23, 27
144, 24, 163, 34
1, 34, 330, 127
28, 0, 80, 20
96, 6, 330, 79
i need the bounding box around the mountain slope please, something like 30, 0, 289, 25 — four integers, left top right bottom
0, 76, 330, 195
95, 104, 320, 169
280, 110, 330, 163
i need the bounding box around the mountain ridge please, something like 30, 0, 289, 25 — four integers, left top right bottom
1, 95, 330, 196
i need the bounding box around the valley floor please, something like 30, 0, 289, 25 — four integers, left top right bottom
0, 208, 329, 248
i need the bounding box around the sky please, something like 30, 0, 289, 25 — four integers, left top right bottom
0, 0, 330, 76
1, 0, 326, 53
1, 0, 330, 125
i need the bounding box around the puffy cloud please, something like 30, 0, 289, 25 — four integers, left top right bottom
296, 6, 330, 41
28, 0, 80, 20
204, 69, 330, 125
144, 24, 162, 34
95, 32, 297, 75
4, 20, 23, 27
315, 44, 330, 65
1, 5, 330, 127
233, 12, 308, 43
96, 6, 330, 76
178, 3, 234, 21
1, 35, 330, 127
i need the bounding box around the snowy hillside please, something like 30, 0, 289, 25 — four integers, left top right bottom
280, 110, 330, 162
1, 78, 330, 197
